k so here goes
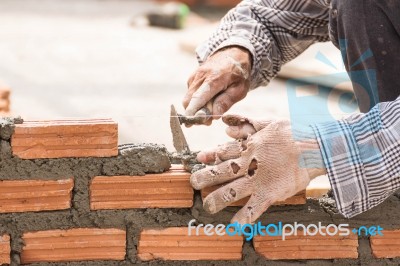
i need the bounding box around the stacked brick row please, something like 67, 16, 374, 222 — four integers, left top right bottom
0, 178, 73, 213
0, 118, 399, 265
253, 230, 358, 259
21, 228, 126, 264
11, 119, 118, 159
138, 227, 244, 261
370, 230, 400, 258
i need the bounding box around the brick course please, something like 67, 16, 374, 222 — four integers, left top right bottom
0, 178, 73, 213
254, 230, 359, 260
138, 227, 243, 261
90, 169, 193, 210
370, 229, 400, 258
11, 119, 118, 159
21, 228, 126, 263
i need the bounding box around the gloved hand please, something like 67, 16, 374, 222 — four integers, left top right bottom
190, 114, 326, 224
182, 46, 252, 125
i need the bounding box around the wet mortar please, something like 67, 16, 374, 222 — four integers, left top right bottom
0, 118, 400, 265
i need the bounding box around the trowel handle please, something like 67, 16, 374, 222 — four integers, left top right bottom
193, 101, 213, 124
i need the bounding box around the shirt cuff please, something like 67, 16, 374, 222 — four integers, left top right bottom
311, 121, 369, 218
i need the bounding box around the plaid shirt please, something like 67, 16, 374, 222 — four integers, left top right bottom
197, 0, 400, 218
312, 97, 400, 218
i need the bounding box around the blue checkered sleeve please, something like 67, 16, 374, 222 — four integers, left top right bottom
311, 97, 400, 218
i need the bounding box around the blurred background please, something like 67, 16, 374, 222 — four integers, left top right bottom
0, 0, 355, 156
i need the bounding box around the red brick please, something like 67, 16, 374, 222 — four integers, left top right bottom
90, 169, 193, 210
0, 178, 73, 213
370, 229, 400, 258
138, 227, 243, 261
201, 186, 306, 206
0, 235, 10, 265
11, 119, 118, 159
253, 229, 358, 260
21, 228, 126, 263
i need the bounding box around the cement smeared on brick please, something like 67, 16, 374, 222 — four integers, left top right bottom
1, 118, 400, 265
169, 151, 205, 173
0, 117, 22, 140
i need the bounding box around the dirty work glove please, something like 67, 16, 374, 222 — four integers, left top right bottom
190, 115, 326, 224
182, 47, 252, 125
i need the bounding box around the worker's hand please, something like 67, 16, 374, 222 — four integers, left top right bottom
190, 114, 326, 224
183, 46, 252, 125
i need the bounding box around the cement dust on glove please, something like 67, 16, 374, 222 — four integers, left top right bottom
190, 114, 326, 224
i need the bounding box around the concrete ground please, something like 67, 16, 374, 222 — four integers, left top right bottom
0, 0, 358, 190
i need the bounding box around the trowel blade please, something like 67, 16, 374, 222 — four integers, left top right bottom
170, 104, 190, 153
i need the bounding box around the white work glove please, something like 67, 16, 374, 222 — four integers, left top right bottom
183, 47, 252, 125
190, 114, 326, 224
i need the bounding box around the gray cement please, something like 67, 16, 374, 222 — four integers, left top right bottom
3, 194, 400, 266
1, 118, 400, 265
0, 117, 23, 140
169, 151, 205, 173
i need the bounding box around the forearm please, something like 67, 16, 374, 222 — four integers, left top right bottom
196, 0, 330, 89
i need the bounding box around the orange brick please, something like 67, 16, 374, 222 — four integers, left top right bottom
201, 186, 306, 206
370, 229, 400, 258
90, 169, 193, 210
0, 99, 9, 112
0, 178, 73, 213
21, 228, 126, 263
254, 229, 358, 260
0, 235, 10, 265
11, 119, 118, 159
0, 81, 10, 99
138, 227, 243, 261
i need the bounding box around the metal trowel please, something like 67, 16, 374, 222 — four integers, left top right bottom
170, 104, 206, 172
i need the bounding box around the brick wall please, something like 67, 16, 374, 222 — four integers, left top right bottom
0, 117, 400, 265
